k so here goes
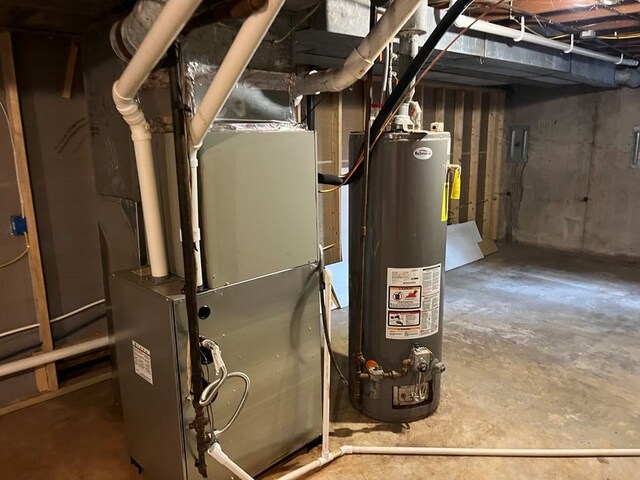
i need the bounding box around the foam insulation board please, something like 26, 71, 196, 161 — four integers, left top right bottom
446, 221, 485, 271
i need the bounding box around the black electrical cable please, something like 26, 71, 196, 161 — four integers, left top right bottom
169, 43, 209, 478
343, 0, 475, 186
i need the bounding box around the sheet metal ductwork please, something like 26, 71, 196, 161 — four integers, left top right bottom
615, 68, 640, 88
110, 0, 168, 62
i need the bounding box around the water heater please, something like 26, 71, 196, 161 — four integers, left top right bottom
348, 130, 450, 422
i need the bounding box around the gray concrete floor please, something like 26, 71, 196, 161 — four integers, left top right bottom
1, 244, 639, 479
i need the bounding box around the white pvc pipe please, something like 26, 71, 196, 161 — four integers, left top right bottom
116, 0, 203, 98
294, 0, 422, 96
207, 443, 254, 480
346, 446, 640, 457
212, 442, 640, 480
186, 0, 286, 287
0, 299, 106, 340
189, 150, 204, 288
189, 0, 286, 148
113, 0, 204, 278
277, 450, 345, 480
0, 336, 109, 379
454, 14, 639, 67
321, 269, 332, 458
130, 124, 170, 278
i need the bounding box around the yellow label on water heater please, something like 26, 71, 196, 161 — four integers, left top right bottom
451, 167, 461, 200
441, 182, 449, 222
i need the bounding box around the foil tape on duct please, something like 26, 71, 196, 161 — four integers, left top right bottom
185, 62, 299, 126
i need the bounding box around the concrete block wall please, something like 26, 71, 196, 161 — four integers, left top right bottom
503, 85, 640, 261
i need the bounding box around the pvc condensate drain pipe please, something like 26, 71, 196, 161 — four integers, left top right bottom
112, 0, 204, 279
0, 336, 109, 379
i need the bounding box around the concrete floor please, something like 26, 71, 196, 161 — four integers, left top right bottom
1, 244, 639, 479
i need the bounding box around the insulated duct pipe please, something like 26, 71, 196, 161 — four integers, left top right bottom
615, 68, 640, 88
454, 13, 639, 67
113, 0, 204, 278
293, 0, 423, 96
0, 336, 109, 379
189, 0, 286, 148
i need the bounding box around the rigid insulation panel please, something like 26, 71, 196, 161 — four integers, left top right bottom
199, 130, 318, 288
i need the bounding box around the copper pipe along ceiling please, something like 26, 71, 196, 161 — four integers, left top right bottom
185, 0, 269, 32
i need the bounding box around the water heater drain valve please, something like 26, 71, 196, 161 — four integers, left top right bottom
365, 360, 385, 399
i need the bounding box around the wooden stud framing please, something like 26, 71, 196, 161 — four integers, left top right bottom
449, 90, 465, 224
316, 92, 343, 265
481, 92, 499, 237
0, 32, 58, 392
465, 91, 482, 225
61, 39, 79, 99
434, 89, 445, 125
490, 93, 506, 240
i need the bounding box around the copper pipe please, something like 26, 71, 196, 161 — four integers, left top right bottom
185, 0, 268, 31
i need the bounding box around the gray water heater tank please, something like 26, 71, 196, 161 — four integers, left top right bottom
348, 131, 450, 422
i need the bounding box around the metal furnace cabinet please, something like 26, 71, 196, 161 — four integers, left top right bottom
110, 130, 322, 479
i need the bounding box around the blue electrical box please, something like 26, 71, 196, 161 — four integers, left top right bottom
10, 215, 27, 236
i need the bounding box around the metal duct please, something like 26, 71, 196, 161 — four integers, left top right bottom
615, 68, 640, 88
110, 0, 168, 62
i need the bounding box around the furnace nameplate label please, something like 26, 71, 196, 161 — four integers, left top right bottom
386, 264, 441, 339
132, 340, 153, 385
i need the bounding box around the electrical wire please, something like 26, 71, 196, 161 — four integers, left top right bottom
1, 99, 25, 215
0, 99, 30, 268
320, 0, 501, 195
272, 1, 322, 44
301, 93, 326, 124
0, 295, 106, 340
0, 234, 29, 269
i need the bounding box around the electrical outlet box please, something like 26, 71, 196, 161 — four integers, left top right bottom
508, 125, 530, 163
10, 215, 27, 236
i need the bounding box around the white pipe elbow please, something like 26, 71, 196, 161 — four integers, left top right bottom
112, 81, 149, 131
293, 0, 422, 96
208, 443, 230, 464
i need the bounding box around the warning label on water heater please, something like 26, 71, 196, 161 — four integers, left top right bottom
386, 264, 441, 340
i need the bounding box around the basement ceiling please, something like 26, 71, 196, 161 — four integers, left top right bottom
4, 0, 640, 60
458, 0, 640, 61
0, 0, 131, 33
